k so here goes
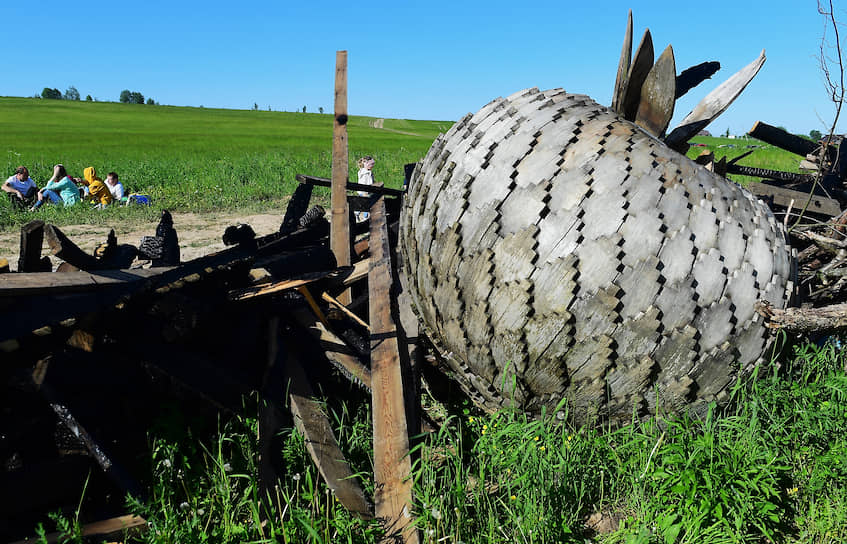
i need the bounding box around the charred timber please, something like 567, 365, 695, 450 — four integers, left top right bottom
748, 121, 819, 158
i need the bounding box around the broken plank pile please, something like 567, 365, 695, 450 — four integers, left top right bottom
0, 175, 421, 542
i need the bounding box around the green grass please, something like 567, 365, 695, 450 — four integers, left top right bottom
0, 97, 448, 230
35, 337, 847, 543
686, 135, 807, 185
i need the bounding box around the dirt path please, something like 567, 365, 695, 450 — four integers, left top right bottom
0, 211, 285, 271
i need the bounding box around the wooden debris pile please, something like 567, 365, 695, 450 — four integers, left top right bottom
0, 173, 423, 543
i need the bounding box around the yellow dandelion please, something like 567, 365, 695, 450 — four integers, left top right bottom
510, 495, 517, 501
787, 487, 799, 496
539, 446, 546, 451
534, 436, 540, 441
469, 417, 475, 423
567, 435, 573, 441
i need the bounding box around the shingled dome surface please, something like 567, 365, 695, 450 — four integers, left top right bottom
399, 87, 794, 425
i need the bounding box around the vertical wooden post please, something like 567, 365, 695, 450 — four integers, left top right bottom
369, 197, 418, 544
331, 50, 352, 305
18, 220, 45, 272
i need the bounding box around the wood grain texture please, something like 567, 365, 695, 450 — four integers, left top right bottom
636, 44, 675, 137
665, 50, 766, 150
331, 50, 351, 305
368, 197, 418, 543
611, 10, 633, 114
620, 29, 654, 121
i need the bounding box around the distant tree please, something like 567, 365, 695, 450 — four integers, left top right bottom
319, 106, 324, 114
130, 92, 144, 104
85, 94, 93, 101
65, 86, 80, 101
146, 97, 155, 105
724, 127, 730, 137
810, 129, 823, 140
120, 89, 132, 103
41, 88, 62, 100
253, 102, 259, 111
302, 105, 306, 113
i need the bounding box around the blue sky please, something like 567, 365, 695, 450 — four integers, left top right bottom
4, 1, 843, 136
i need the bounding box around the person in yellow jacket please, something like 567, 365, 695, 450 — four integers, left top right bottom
75, 166, 112, 207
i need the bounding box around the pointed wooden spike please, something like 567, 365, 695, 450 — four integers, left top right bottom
665, 49, 766, 151
676, 61, 721, 99
611, 10, 633, 113
636, 44, 676, 137
620, 28, 654, 121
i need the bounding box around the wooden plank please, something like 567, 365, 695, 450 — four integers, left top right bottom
0, 268, 170, 297
331, 50, 352, 305
748, 120, 818, 157
227, 269, 335, 301
44, 224, 102, 270
620, 28, 654, 121
280, 183, 315, 234
18, 220, 45, 272
675, 61, 721, 99
322, 291, 371, 331
296, 174, 406, 197
746, 181, 841, 217
368, 197, 418, 543
286, 351, 374, 518
610, 9, 633, 114
10, 514, 146, 544
292, 309, 372, 390
635, 44, 675, 137
726, 164, 815, 184
665, 50, 766, 151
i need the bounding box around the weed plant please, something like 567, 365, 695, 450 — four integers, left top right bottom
34, 338, 847, 543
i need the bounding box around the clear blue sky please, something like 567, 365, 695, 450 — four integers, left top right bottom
4, 1, 843, 136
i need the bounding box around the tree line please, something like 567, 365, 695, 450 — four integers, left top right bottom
39, 86, 158, 105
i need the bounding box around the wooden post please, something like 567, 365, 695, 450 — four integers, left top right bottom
368, 197, 418, 543
331, 50, 352, 305
18, 219, 45, 272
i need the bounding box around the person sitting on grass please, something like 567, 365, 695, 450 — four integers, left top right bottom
30, 164, 81, 211
105, 172, 124, 203
2, 166, 38, 210
75, 166, 112, 207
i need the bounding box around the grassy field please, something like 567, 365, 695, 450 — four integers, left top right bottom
0, 97, 449, 230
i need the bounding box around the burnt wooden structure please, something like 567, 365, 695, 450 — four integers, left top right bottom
1, 175, 420, 542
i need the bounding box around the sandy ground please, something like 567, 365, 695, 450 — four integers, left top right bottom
0, 211, 285, 271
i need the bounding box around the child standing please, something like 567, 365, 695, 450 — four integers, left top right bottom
355, 155, 375, 222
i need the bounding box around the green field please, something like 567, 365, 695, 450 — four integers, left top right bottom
0, 97, 450, 230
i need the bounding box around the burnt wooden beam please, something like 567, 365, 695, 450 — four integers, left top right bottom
748, 121, 818, 157
675, 61, 721, 99
44, 224, 101, 270
296, 174, 405, 197
280, 183, 315, 235
18, 220, 46, 272
368, 197, 418, 543
726, 164, 815, 184
292, 309, 372, 390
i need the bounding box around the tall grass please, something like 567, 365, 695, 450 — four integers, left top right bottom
34, 338, 847, 543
